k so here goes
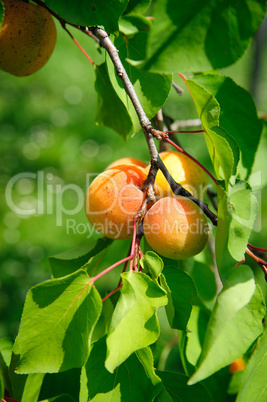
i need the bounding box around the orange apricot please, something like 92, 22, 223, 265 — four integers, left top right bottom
153, 151, 207, 199
229, 358, 246, 374
143, 196, 209, 259
0, 0, 57, 77
106, 157, 147, 169
85, 164, 147, 240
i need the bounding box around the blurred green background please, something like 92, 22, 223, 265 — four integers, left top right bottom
1, 19, 267, 340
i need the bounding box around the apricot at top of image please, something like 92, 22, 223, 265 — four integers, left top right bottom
153, 151, 207, 199
0, 0, 57, 77
85, 164, 147, 240
143, 196, 209, 260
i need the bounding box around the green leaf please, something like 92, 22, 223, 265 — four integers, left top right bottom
185, 261, 217, 308
45, 0, 128, 34
106, 19, 172, 135
95, 63, 134, 139
228, 181, 259, 260
0, 337, 12, 367
49, 237, 113, 278
13, 269, 102, 374
183, 306, 210, 369
188, 266, 266, 384
155, 371, 213, 402
183, 77, 235, 185
81, 337, 162, 401
144, 0, 266, 72
216, 182, 259, 281
105, 272, 168, 372
141, 251, 164, 279
124, 0, 151, 15
236, 328, 267, 402
0, 338, 13, 395
39, 369, 81, 401
90, 385, 121, 402
192, 74, 263, 178
160, 266, 196, 330
48, 395, 76, 402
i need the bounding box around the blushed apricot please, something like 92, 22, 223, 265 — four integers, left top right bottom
143, 196, 209, 259
85, 164, 147, 240
153, 151, 207, 199
106, 157, 147, 169
0, 0, 56, 77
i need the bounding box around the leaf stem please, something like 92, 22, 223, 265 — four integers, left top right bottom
102, 284, 123, 302
246, 247, 267, 280
247, 243, 267, 253
63, 26, 95, 65
129, 217, 138, 271
92, 254, 135, 283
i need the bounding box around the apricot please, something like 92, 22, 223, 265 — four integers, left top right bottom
153, 151, 207, 199
143, 196, 209, 260
0, 0, 57, 77
229, 357, 246, 374
106, 157, 147, 169
85, 164, 147, 240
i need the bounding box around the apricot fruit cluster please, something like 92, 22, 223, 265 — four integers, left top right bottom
85, 152, 209, 259
0, 0, 57, 77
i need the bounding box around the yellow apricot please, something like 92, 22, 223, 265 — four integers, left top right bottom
106, 157, 147, 169
154, 151, 207, 199
85, 164, 147, 240
143, 196, 209, 260
0, 0, 57, 77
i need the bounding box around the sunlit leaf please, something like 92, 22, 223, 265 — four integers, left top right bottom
141, 251, 164, 279
14, 270, 102, 374
183, 76, 235, 185
188, 266, 265, 384
105, 272, 168, 372
191, 74, 263, 178
216, 182, 259, 281
236, 328, 267, 402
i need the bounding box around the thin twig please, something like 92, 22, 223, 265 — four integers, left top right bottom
172, 81, 184, 95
